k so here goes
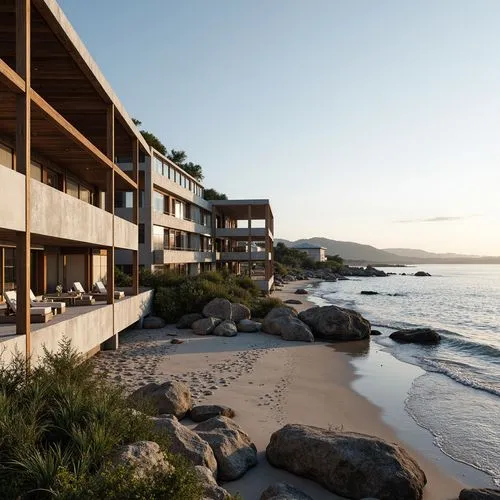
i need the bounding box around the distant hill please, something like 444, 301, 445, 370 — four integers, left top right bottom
383, 248, 480, 259
277, 238, 500, 264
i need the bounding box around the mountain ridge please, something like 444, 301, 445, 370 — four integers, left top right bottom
277, 237, 500, 264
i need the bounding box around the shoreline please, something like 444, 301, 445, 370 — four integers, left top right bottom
92, 279, 476, 499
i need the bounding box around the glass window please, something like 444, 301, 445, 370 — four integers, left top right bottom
163, 228, 169, 249
154, 157, 163, 175
153, 225, 164, 251
46, 169, 60, 189
31, 161, 42, 181
80, 187, 92, 204
0, 143, 13, 170
174, 200, 184, 219
153, 191, 164, 212
66, 178, 79, 199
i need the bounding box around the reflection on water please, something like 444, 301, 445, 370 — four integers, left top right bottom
328, 338, 371, 357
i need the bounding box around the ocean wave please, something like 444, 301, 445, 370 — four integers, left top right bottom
441, 334, 500, 360
421, 358, 500, 397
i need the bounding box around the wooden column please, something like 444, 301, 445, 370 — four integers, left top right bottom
247, 205, 252, 277
37, 252, 47, 295
0, 248, 4, 302
15, 0, 31, 363
105, 104, 115, 305
103, 104, 117, 351
131, 138, 139, 295
265, 204, 271, 282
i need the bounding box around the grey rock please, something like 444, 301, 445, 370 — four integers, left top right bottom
213, 320, 238, 337
370, 330, 382, 336
191, 404, 235, 423
414, 271, 431, 277
262, 307, 297, 335
390, 328, 441, 344
194, 465, 232, 500
176, 313, 203, 329
193, 317, 222, 335
195, 416, 257, 481
110, 441, 172, 479
295, 288, 308, 295
459, 489, 500, 500
361, 290, 379, 295
280, 318, 314, 342
266, 424, 426, 500
143, 316, 166, 329
130, 380, 192, 419
237, 319, 261, 332
298, 305, 371, 340
203, 298, 233, 320
231, 302, 251, 322
152, 415, 217, 474
260, 482, 313, 500
284, 299, 302, 305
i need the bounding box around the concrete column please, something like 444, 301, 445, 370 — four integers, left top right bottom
131, 138, 139, 295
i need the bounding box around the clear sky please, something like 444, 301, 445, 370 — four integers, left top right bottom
58, 0, 500, 255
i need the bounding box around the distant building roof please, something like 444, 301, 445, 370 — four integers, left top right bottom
292, 243, 327, 250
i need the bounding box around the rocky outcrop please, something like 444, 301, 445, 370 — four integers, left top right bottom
390, 328, 441, 344
143, 316, 166, 329
191, 405, 235, 422
110, 441, 172, 479
231, 303, 251, 322
295, 288, 308, 295
459, 489, 500, 500
130, 381, 192, 419
371, 330, 382, 335
194, 465, 232, 500
266, 424, 426, 500
262, 307, 313, 342
176, 313, 203, 329
284, 299, 302, 305
203, 298, 233, 320
237, 319, 261, 332
195, 416, 257, 481
298, 305, 371, 340
260, 482, 313, 500
192, 317, 222, 336
414, 271, 431, 277
213, 320, 238, 337
361, 290, 378, 295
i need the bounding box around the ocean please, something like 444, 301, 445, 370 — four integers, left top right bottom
307, 264, 500, 486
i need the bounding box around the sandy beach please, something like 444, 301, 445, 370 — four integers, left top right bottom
93, 280, 469, 499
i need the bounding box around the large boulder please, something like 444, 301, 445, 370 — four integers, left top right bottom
130, 381, 192, 419
191, 404, 235, 423
213, 320, 238, 337
459, 489, 500, 500
195, 416, 257, 481
231, 303, 251, 322
390, 328, 441, 344
176, 313, 203, 329
262, 307, 297, 335
260, 482, 313, 500
281, 318, 314, 342
237, 319, 261, 333
414, 271, 431, 277
194, 465, 232, 500
192, 317, 222, 335
143, 316, 166, 329
266, 424, 426, 500
152, 415, 217, 474
295, 288, 308, 295
298, 305, 371, 340
203, 298, 233, 320
110, 441, 172, 479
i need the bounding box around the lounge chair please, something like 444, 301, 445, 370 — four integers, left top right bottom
30, 290, 66, 314
1, 290, 53, 324
92, 281, 125, 301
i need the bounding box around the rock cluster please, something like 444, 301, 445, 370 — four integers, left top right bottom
261, 307, 314, 342
459, 489, 500, 500
260, 482, 313, 500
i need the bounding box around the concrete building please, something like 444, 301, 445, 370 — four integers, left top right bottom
0, 0, 152, 365
292, 242, 327, 262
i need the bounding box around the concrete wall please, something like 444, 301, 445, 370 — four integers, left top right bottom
0, 167, 25, 232
215, 227, 267, 239
114, 215, 138, 250
0, 290, 154, 366
219, 251, 270, 261
152, 212, 211, 236
154, 250, 215, 264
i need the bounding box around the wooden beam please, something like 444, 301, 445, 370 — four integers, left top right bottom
15, 0, 31, 362
30, 90, 137, 190
131, 138, 139, 295
0, 58, 25, 93
0, 248, 4, 302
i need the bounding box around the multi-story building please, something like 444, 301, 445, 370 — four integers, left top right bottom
0, 0, 153, 364
292, 242, 327, 262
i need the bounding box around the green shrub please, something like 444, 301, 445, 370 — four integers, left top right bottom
250, 297, 286, 319
114, 267, 132, 287
0, 340, 202, 499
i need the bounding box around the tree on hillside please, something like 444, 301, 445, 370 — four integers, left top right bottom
132, 118, 167, 155
204, 188, 227, 201
274, 242, 315, 269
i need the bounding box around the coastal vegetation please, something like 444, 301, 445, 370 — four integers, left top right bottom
0, 341, 202, 499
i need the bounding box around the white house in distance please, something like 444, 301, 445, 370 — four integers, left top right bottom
292, 242, 327, 262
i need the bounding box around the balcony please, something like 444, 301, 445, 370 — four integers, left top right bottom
30, 180, 137, 250
152, 171, 211, 210
152, 211, 211, 236
215, 227, 271, 239
219, 251, 271, 261
153, 249, 215, 265
0, 167, 25, 232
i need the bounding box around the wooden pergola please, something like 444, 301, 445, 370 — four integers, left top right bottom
0, 0, 148, 356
